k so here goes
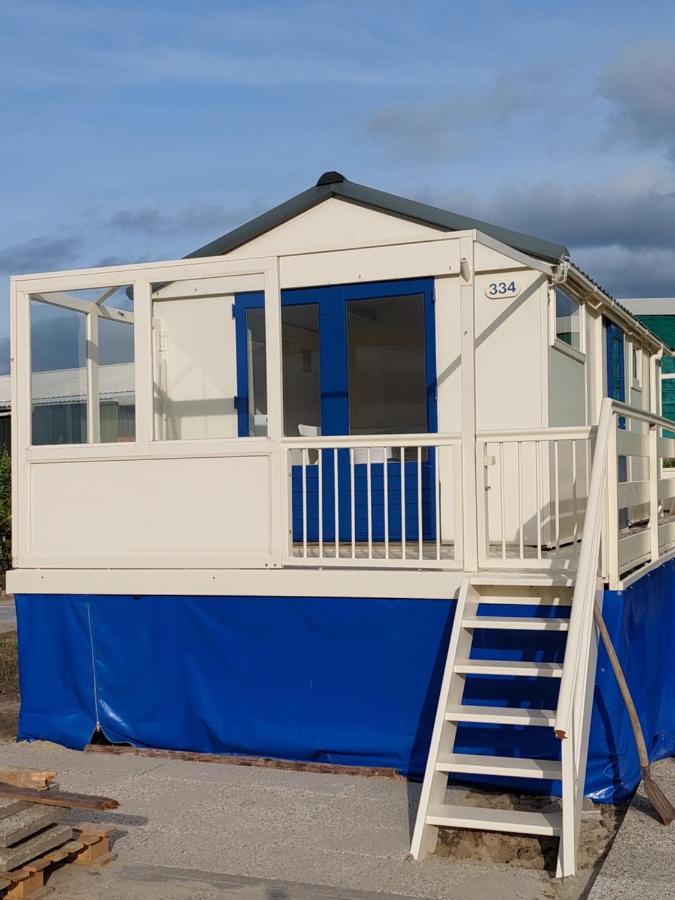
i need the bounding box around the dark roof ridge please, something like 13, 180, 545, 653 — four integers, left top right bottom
185, 174, 569, 264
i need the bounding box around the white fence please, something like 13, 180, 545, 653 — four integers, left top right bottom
477, 427, 593, 569
282, 434, 463, 569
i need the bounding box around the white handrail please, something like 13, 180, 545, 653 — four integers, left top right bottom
554, 397, 613, 739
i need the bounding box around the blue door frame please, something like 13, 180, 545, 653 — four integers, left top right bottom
234, 279, 438, 543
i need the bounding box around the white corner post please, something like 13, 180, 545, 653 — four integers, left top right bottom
133, 280, 153, 451
85, 309, 100, 444
263, 259, 285, 567
649, 422, 660, 564
459, 235, 478, 571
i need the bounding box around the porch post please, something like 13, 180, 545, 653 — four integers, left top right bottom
263, 259, 285, 566
459, 235, 479, 571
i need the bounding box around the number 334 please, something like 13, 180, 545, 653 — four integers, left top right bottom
485, 280, 520, 298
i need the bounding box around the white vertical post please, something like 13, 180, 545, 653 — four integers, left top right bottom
350, 448, 356, 559
383, 447, 390, 559
318, 447, 323, 559
85, 309, 100, 444
459, 235, 478, 570
649, 423, 660, 563
417, 445, 423, 560
262, 261, 284, 566
132, 280, 153, 451
400, 446, 406, 559
606, 415, 620, 587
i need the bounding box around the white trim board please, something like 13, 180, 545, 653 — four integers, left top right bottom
6, 567, 465, 600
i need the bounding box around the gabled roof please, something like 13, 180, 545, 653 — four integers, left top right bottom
185, 171, 569, 265
182, 171, 670, 354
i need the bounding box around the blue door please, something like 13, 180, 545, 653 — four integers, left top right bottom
234, 279, 438, 543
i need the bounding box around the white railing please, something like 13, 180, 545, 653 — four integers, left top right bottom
553, 400, 612, 876
282, 433, 463, 568
476, 427, 594, 569
553, 397, 675, 875
607, 400, 675, 587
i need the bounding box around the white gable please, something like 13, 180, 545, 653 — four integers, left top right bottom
225, 197, 445, 259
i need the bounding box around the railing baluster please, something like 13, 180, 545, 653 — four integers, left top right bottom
572, 440, 579, 554
334, 448, 339, 560
554, 440, 560, 553
401, 446, 406, 560
383, 446, 390, 560
417, 446, 423, 560
302, 448, 308, 560
367, 447, 373, 560
518, 442, 524, 559
350, 447, 356, 559
318, 447, 323, 559
435, 446, 441, 561
499, 442, 506, 560
536, 441, 542, 560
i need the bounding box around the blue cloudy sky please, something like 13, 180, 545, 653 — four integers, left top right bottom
2, 0, 675, 354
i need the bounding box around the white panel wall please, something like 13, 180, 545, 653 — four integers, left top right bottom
474, 269, 547, 430
154, 295, 238, 440
29, 454, 272, 564
226, 197, 444, 257
548, 349, 587, 426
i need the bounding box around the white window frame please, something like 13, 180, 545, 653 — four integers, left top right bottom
550, 285, 585, 362
631, 342, 643, 389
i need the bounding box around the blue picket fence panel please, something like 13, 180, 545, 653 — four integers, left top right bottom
291, 454, 436, 543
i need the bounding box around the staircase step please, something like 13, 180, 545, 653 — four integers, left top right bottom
462, 616, 569, 631
454, 659, 563, 677
436, 753, 562, 780
477, 595, 572, 607
426, 804, 561, 836
446, 705, 556, 726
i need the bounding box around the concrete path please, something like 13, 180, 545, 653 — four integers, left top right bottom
589, 756, 675, 899
0, 596, 15, 634
0, 740, 589, 900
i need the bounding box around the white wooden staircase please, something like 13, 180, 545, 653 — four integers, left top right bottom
410, 577, 581, 875
411, 400, 617, 878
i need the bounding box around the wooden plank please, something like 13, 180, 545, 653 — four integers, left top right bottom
0, 807, 66, 848
0, 823, 72, 871
0, 770, 56, 792
616, 428, 648, 457
617, 480, 649, 508
83, 744, 403, 780
0, 785, 118, 811
618, 529, 650, 573
0, 798, 31, 823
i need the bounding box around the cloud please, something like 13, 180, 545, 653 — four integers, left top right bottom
599, 41, 675, 158
418, 167, 675, 297
0, 235, 82, 276
574, 246, 675, 300
424, 167, 675, 253
365, 67, 552, 161
103, 201, 264, 239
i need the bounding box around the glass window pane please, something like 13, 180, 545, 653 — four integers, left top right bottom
153, 288, 245, 440
282, 304, 320, 436
246, 308, 268, 436
30, 286, 135, 445
98, 318, 135, 442
31, 300, 87, 445
555, 289, 581, 351
347, 294, 427, 435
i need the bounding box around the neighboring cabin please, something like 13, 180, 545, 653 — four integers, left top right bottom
622, 297, 675, 422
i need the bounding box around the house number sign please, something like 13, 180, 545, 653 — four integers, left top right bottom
485, 280, 521, 298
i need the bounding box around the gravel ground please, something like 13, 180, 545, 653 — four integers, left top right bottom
0, 740, 604, 900
588, 756, 675, 900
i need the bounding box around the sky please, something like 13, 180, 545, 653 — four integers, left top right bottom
2, 0, 675, 364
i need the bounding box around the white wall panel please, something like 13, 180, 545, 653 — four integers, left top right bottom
29, 455, 272, 563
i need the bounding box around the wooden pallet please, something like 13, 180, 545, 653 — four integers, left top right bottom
1, 825, 116, 899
